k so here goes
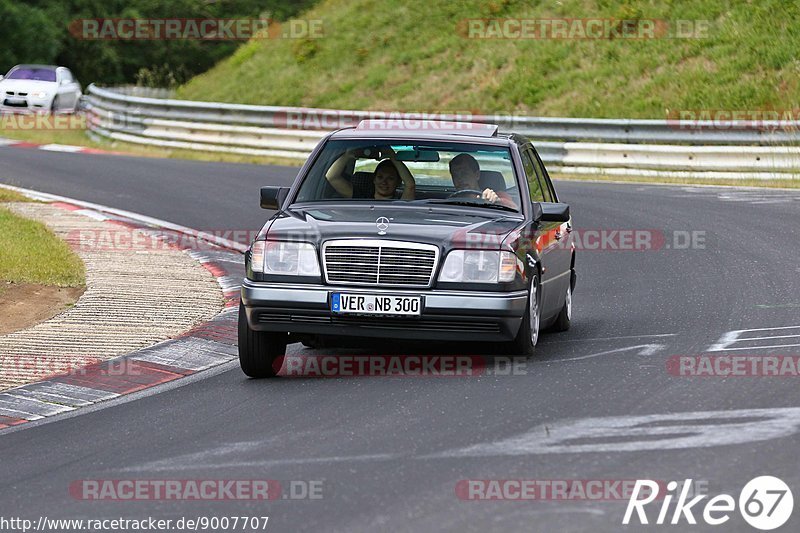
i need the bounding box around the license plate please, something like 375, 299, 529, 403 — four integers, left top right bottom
331, 293, 421, 316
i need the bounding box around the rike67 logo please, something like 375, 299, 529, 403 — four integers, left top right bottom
623, 476, 793, 530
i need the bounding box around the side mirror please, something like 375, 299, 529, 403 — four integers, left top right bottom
261, 186, 289, 210
540, 202, 570, 223
531, 202, 543, 222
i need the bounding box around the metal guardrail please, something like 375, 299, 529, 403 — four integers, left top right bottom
85, 84, 800, 179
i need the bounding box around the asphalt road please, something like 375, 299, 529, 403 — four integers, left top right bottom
2, 147, 800, 532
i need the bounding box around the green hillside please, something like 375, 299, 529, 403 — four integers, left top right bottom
177, 0, 800, 118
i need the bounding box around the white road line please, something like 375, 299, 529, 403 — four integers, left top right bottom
546, 334, 675, 343
116, 407, 800, 467
424, 407, 800, 457
708, 343, 800, 351
735, 334, 800, 342
39, 144, 85, 153
537, 344, 665, 363
735, 325, 800, 333
709, 325, 800, 351
120, 453, 397, 472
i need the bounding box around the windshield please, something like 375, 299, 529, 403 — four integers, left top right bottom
6, 67, 57, 82
294, 139, 522, 212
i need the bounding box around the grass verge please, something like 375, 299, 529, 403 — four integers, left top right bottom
0, 197, 85, 295
0, 188, 32, 203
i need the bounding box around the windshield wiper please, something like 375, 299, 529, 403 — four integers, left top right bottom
415, 198, 519, 212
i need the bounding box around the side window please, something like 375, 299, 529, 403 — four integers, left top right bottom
522, 150, 545, 203
529, 152, 554, 202
532, 149, 558, 202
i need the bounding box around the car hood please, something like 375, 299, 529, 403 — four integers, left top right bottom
264, 204, 524, 250
0, 79, 56, 93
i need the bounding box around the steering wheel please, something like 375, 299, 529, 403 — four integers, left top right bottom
448, 188, 484, 199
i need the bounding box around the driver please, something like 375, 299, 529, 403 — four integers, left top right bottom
449, 153, 516, 208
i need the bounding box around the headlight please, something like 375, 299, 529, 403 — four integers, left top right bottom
32, 91, 49, 99
250, 240, 320, 276
438, 250, 519, 283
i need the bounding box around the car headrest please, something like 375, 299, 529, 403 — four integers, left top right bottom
351, 171, 374, 188
479, 170, 506, 192
346, 171, 374, 198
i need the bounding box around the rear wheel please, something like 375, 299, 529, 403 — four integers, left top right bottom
506, 275, 541, 356
551, 281, 572, 332
238, 302, 287, 378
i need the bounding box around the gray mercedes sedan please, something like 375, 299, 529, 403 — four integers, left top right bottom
239, 120, 575, 377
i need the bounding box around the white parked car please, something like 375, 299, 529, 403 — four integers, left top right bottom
0, 64, 82, 114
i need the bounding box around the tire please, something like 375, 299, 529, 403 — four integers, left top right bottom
50, 96, 59, 114
506, 275, 541, 356
551, 279, 572, 332
238, 302, 287, 378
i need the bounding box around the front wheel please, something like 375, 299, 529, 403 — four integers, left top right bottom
238, 303, 287, 378
506, 275, 541, 356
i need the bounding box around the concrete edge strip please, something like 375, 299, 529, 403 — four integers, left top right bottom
0, 188, 243, 431
0, 136, 119, 156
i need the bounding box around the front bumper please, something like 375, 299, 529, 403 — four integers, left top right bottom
241, 280, 528, 342
0, 98, 50, 113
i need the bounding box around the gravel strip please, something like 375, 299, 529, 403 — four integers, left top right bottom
0, 203, 224, 390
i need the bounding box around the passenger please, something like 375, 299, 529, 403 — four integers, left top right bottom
448, 153, 516, 208
325, 149, 416, 200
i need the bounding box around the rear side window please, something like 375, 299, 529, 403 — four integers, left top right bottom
522, 150, 545, 203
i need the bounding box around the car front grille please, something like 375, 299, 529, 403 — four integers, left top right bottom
323, 240, 438, 287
